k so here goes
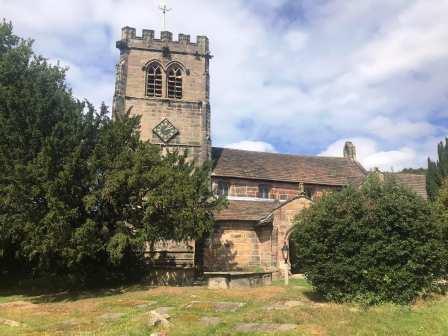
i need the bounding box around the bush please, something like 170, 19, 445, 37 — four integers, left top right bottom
291, 174, 446, 305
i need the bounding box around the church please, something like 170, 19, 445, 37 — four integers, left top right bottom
112, 27, 427, 277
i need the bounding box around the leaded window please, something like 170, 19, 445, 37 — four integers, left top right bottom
146, 62, 162, 97
167, 65, 183, 99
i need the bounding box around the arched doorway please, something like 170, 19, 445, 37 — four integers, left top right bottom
284, 226, 302, 274
288, 236, 303, 274
273, 195, 313, 273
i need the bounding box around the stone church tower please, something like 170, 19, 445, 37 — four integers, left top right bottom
113, 27, 212, 164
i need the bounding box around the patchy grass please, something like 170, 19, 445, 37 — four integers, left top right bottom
0, 279, 447, 335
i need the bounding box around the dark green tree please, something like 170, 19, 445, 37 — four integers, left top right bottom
0, 22, 222, 284
431, 178, 448, 266
291, 174, 446, 305
400, 168, 426, 175
427, 139, 448, 200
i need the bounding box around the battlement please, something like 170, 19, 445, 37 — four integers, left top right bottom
118, 26, 210, 55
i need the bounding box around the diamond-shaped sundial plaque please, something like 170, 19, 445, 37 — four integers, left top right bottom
153, 118, 178, 143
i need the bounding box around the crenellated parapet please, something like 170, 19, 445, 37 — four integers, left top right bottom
117, 26, 210, 56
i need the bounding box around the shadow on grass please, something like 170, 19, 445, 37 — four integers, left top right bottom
302, 290, 329, 304
0, 276, 157, 304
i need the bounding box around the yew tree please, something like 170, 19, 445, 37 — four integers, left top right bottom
0, 22, 221, 284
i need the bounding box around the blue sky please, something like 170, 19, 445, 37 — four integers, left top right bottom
2, 0, 448, 170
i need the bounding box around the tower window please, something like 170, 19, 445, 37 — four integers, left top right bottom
217, 181, 229, 197
167, 65, 183, 99
146, 62, 162, 97
258, 184, 270, 199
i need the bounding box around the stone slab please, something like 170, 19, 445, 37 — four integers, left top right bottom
234, 323, 298, 333
265, 300, 304, 310
98, 313, 125, 321
0, 318, 23, 327
200, 316, 222, 326
185, 301, 245, 312
204, 272, 272, 289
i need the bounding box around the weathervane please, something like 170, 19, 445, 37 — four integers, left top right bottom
159, 2, 172, 31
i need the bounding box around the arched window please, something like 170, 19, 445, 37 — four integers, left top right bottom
146, 62, 162, 97
167, 65, 183, 99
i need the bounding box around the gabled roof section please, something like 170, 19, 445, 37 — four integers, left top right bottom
385, 173, 428, 200
214, 200, 280, 222
211, 147, 367, 186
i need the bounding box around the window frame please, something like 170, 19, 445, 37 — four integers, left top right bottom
167, 64, 183, 99
258, 184, 270, 199
217, 181, 230, 197
146, 62, 163, 98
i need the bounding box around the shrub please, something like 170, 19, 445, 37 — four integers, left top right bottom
291, 174, 446, 305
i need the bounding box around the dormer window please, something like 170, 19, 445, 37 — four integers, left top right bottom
259, 184, 270, 199
217, 181, 229, 197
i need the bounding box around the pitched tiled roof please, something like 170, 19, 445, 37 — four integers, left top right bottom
212, 147, 367, 186
386, 173, 428, 200
214, 200, 280, 221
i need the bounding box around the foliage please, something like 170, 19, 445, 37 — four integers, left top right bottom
400, 167, 427, 175
432, 178, 448, 264
0, 22, 222, 284
427, 138, 448, 200
291, 174, 446, 305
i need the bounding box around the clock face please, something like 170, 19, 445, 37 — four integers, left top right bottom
153, 118, 178, 143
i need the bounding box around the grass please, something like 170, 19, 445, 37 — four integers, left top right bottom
0, 278, 447, 335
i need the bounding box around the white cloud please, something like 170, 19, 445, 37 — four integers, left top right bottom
223, 141, 277, 153
355, 0, 448, 81
319, 137, 423, 171
1, 0, 447, 170
366, 116, 436, 140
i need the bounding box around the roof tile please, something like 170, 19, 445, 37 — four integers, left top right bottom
385, 173, 428, 200
212, 147, 367, 186
214, 200, 280, 221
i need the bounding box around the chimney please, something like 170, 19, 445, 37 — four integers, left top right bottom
343, 141, 356, 160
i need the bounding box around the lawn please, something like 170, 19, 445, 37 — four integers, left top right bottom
0, 278, 447, 336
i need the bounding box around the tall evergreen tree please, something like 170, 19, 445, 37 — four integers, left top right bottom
427, 138, 448, 200
0, 22, 222, 284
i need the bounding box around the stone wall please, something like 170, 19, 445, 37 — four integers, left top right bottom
204, 197, 313, 273
271, 197, 312, 268
144, 240, 195, 268
113, 27, 211, 164
203, 221, 272, 271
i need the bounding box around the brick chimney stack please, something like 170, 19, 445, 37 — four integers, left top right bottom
343, 141, 356, 160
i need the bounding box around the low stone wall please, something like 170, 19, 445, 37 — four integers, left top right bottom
204, 272, 272, 289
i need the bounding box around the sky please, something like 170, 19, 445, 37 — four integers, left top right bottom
2, 0, 448, 171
